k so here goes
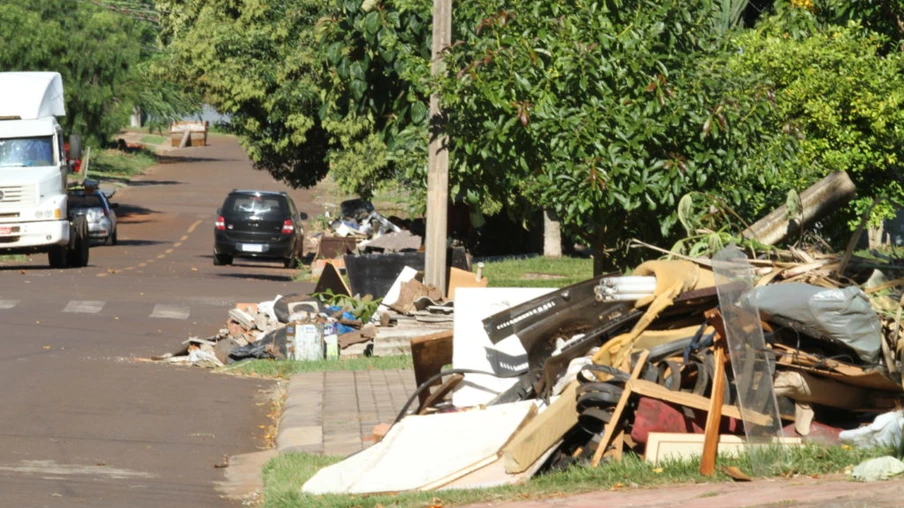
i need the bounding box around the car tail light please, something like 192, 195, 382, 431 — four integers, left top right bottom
281, 219, 294, 234
215, 215, 226, 231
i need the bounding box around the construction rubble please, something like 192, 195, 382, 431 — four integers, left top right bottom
300, 243, 904, 494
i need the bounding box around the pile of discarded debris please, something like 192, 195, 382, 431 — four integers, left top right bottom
153, 253, 489, 366
301, 242, 904, 493
310, 198, 423, 261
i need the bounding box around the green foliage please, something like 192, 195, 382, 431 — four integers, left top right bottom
156, 0, 331, 187
0, 1, 194, 147
730, 10, 904, 234
670, 190, 773, 258
314, 0, 433, 199
312, 290, 382, 323
443, 0, 794, 271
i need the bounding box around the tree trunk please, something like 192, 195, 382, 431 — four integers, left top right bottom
543, 209, 562, 258
591, 235, 607, 276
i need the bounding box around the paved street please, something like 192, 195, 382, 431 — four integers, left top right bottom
0, 135, 317, 507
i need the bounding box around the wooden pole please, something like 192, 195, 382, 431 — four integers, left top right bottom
424, 0, 452, 291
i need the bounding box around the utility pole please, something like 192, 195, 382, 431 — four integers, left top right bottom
424, 0, 452, 291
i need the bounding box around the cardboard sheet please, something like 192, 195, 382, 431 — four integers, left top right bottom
301, 401, 536, 495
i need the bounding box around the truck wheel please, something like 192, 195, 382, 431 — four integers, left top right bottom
48, 245, 68, 268
68, 215, 90, 268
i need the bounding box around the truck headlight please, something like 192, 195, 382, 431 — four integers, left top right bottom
34, 208, 62, 219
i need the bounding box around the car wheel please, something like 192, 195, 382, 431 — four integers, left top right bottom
110, 228, 118, 246
283, 256, 296, 269
213, 251, 233, 266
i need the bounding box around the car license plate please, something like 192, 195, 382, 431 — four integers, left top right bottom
241, 243, 263, 253
0, 226, 11, 235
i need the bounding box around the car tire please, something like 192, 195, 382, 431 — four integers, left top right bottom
283, 256, 296, 269
213, 251, 233, 266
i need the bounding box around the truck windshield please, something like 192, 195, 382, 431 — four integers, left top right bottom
0, 136, 54, 168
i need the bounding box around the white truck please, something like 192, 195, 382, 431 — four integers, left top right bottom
0, 72, 89, 268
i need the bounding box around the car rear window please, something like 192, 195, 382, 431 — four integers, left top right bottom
70, 194, 103, 208
224, 195, 286, 217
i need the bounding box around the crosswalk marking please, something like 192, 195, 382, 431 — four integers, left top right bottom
64, 300, 105, 313
0, 300, 200, 320
150, 304, 190, 320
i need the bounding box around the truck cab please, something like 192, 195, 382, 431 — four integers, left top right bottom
0, 72, 89, 268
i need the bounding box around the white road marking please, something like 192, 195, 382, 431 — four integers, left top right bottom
0, 299, 19, 309
0, 460, 155, 479
63, 300, 105, 313
150, 304, 190, 320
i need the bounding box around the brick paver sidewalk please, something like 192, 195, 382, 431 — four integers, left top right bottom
276, 369, 416, 456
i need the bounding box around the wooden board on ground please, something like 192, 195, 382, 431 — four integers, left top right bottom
645, 432, 802, 465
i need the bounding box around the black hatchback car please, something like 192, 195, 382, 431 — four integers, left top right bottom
213, 190, 304, 267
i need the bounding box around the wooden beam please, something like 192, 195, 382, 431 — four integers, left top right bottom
627, 379, 771, 427
590, 350, 650, 467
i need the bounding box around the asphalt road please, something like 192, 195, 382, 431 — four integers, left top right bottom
0, 136, 317, 507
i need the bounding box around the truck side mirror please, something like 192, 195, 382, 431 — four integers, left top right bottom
68, 135, 82, 160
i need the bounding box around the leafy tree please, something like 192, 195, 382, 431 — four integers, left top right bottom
730, 4, 904, 232
156, 0, 332, 188
441, 0, 794, 272
314, 0, 433, 200
0, 1, 187, 146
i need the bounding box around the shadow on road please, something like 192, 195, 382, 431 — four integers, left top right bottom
215, 271, 296, 282
157, 154, 240, 164
124, 179, 183, 187
0, 264, 57, 271
113, 239, 169, 247
116, 204, 158, 220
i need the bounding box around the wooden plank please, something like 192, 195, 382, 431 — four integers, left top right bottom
410, 330, 454, 406
627, 378, 772, 426
503, 382, 579, 474
590, 350, 650, 467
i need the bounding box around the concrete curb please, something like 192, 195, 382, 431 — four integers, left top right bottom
277, 372, 325, 454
